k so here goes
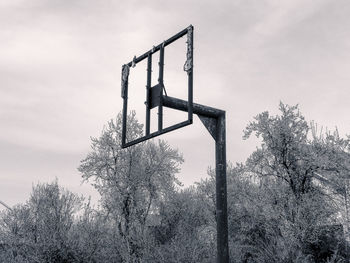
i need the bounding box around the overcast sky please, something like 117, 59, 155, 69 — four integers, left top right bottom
1, 0, 350, 209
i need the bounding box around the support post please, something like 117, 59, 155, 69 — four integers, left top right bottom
215, 112, 229, 262
163, 95, 229, 262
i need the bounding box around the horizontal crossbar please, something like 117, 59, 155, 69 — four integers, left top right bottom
163, 96, 224, 118
122, 120, 192, 148
125, 27, 190, 67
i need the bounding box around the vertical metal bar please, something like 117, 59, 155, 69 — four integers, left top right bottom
121, 65, 129, 147
188, 27, 193, 123
215, 112, 229, 263
122, 95, 128, 147
158, 46, 164, 131
146, 54, 152, 136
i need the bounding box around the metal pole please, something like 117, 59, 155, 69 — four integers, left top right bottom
345, 180, 350, 253
215, 113, 229, 263
165, 96, 229, 262
122, 91, 230, 261
145, 54, 152, 136
158, 46, 164, 131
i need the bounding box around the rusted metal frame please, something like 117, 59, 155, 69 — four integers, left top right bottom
120, 24, 229, 262
145, 54, 152, 136
124, 27, 190, 67
158, 46, 164, 132
122, 26, 194, 148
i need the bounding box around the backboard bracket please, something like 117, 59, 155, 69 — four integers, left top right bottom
198, 114, 217, 140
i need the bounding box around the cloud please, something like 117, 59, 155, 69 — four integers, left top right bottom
1, 0, 350, 206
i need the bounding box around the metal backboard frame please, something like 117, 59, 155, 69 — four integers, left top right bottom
119, 25, 229, 262
121, 25, 194, 148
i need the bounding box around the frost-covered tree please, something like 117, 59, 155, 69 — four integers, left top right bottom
0, 181, 82, 262
244, 102, 350, 202
78, 111, 183, 262
243, 102, 350, 262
